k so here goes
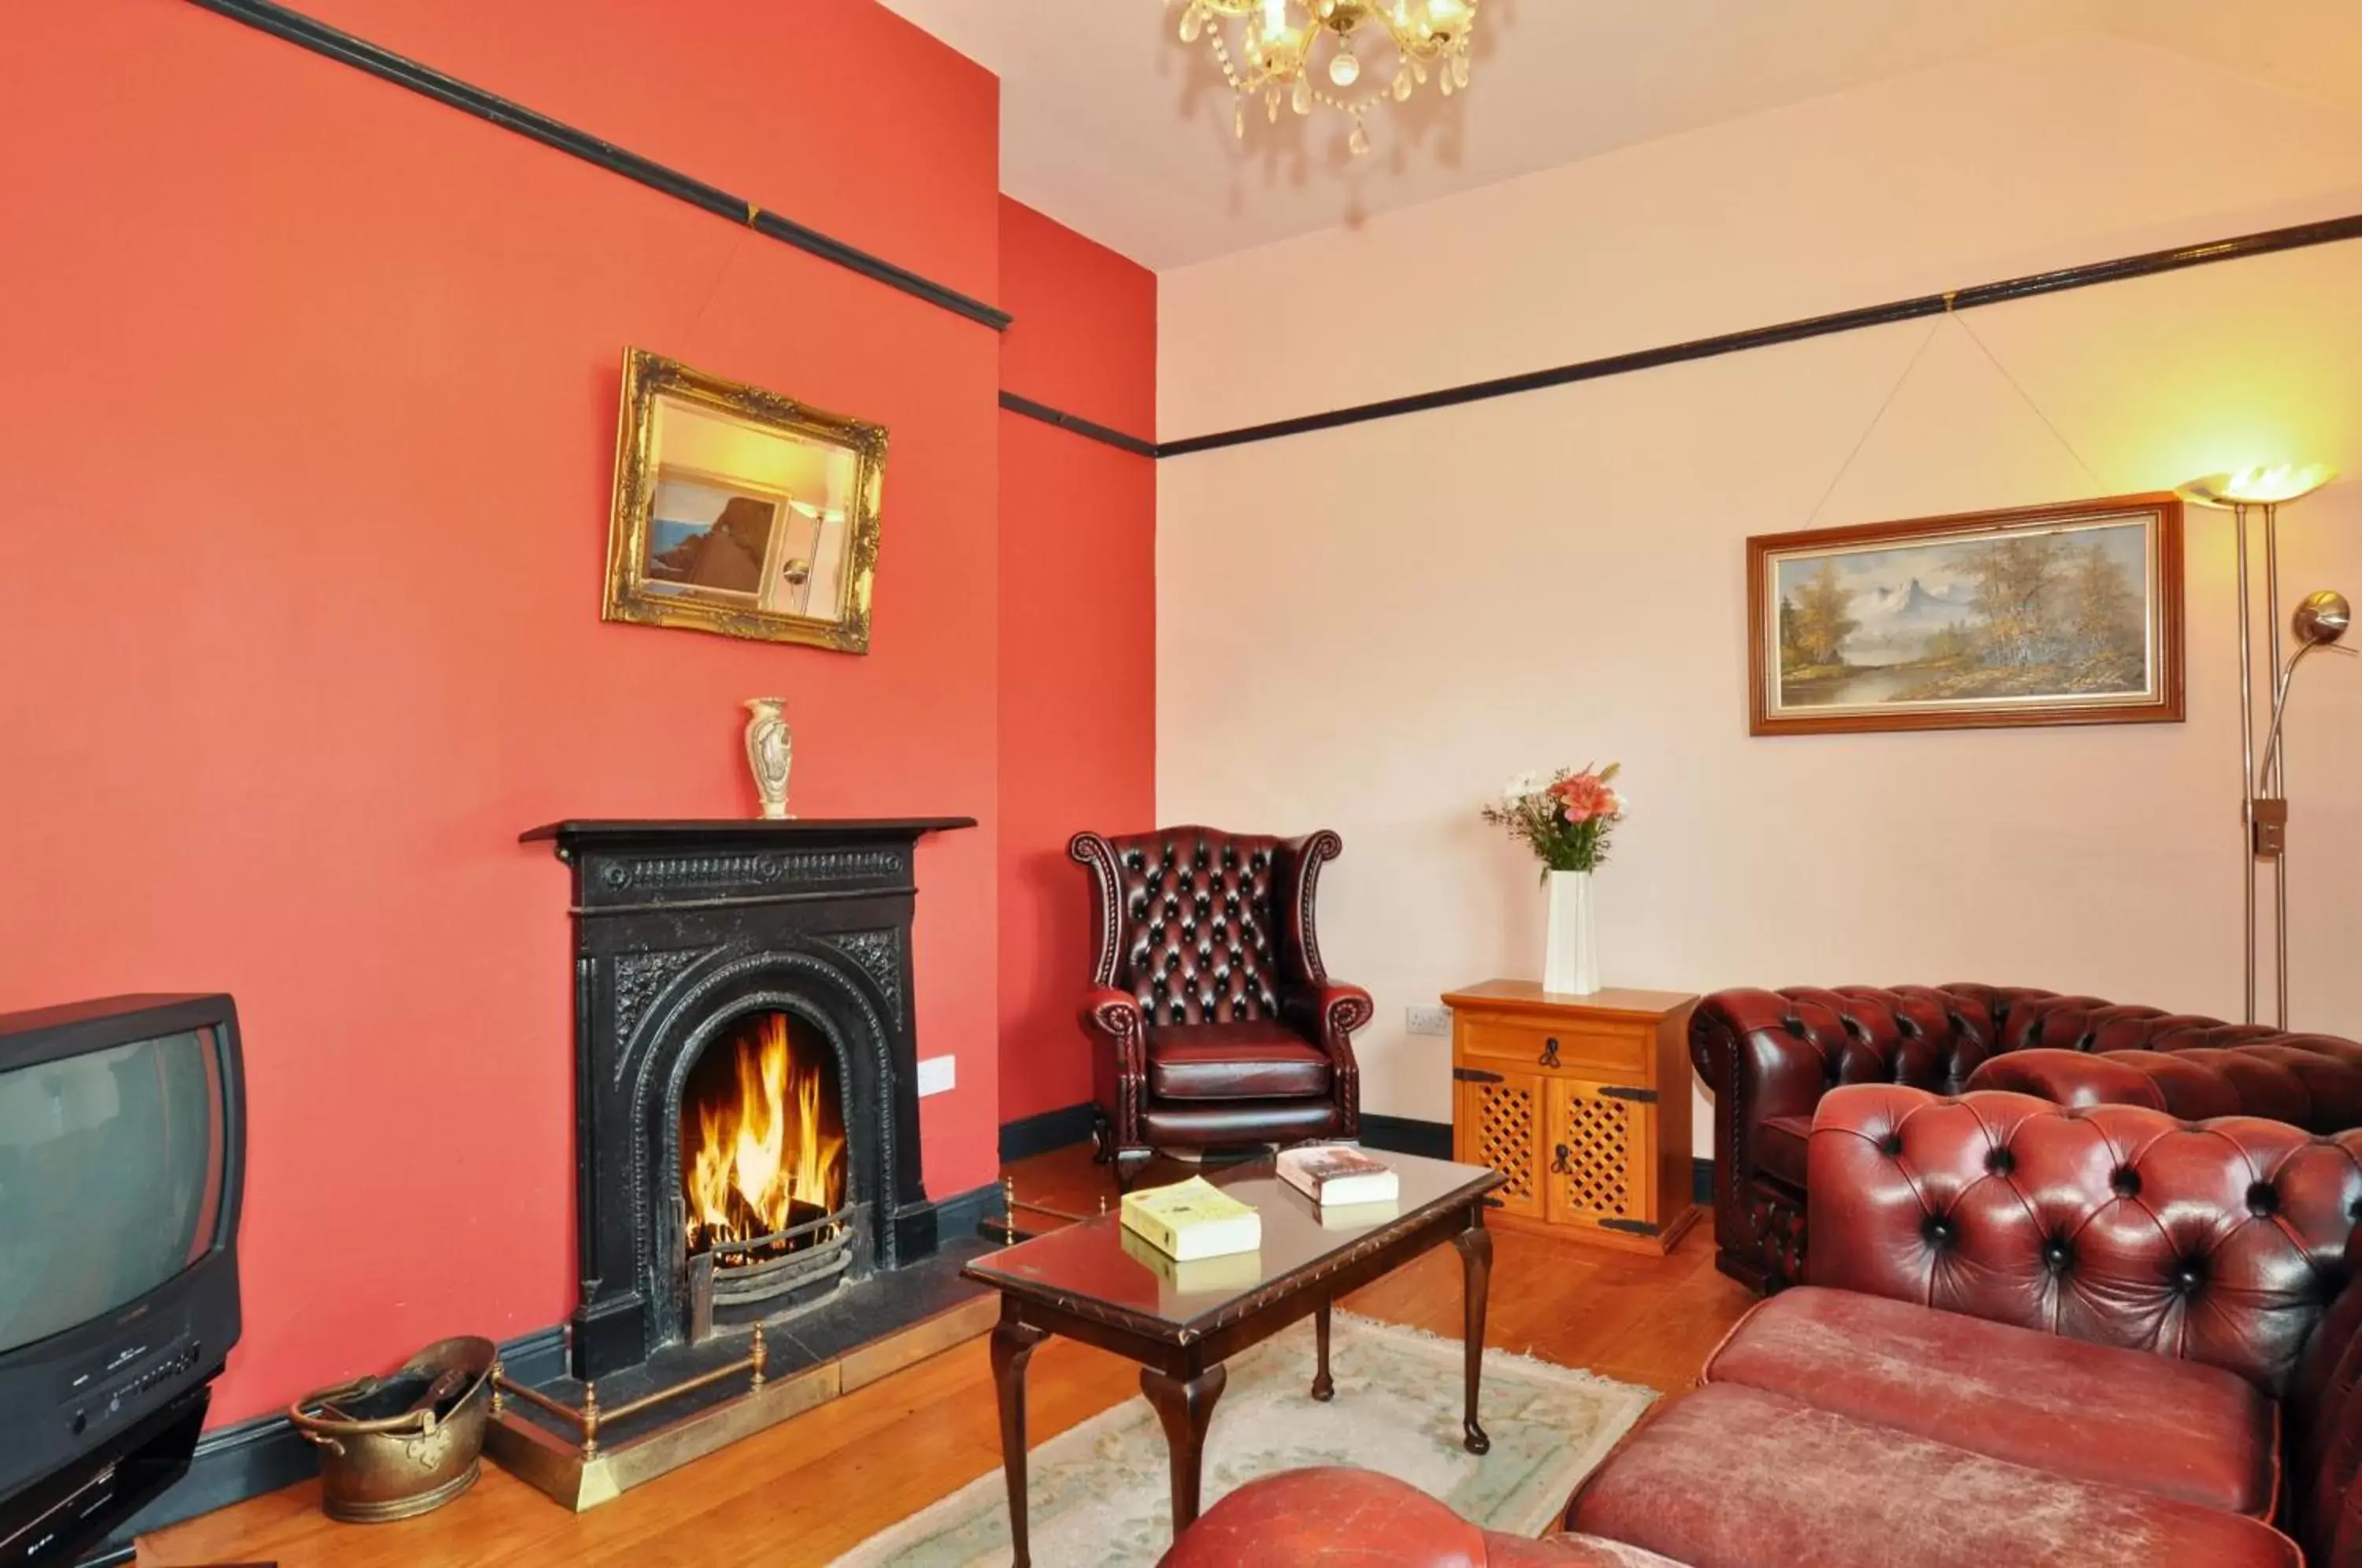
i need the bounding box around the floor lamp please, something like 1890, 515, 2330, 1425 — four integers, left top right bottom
2177, 464, 2347, 1027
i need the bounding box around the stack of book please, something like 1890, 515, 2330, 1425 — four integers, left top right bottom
1277, 1144, 1400, 1227
1120, 1175, 1261, 1260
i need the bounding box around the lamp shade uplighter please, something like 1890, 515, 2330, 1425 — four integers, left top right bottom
2177, 463, 2338, 509
2294, 590, 2353, 648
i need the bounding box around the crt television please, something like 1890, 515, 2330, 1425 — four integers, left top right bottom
0, 995, 245, 1514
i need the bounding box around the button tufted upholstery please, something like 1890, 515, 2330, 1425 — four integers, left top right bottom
1161, 1088, 2362, 1567
1072, 827, 1371, 1178
1808, 1088, 2362, 1392
1800, 1087, 2362, 1565
1690, 983, 2362, 1291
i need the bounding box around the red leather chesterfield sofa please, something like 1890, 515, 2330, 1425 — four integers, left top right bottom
1161, 1087, 2362, 1568
1690, 983, 2362, 1289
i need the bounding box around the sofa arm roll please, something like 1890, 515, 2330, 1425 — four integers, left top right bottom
1807, 1084, 2362, 1396
1689, 989, 1835, 1133
1691, 988, 1928, 1184
1079, 984, 1143, 1041
1279, 981, 1374, 1053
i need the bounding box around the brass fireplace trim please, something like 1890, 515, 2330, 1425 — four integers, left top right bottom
482, 1293, 998, 1510
994, 1174, 1105, 1243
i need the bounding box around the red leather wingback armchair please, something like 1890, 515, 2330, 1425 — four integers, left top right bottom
1070, 827, 1372, 1182
1689, 983, 2362, 1291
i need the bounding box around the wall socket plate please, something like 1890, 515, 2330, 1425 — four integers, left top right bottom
1405, 1004, 1453, 1037
916, 1055, 956, 1096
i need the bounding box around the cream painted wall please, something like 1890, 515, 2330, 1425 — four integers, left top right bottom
1154, 33, 2362, 1146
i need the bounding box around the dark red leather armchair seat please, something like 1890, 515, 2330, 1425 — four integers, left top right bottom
1747, 1112, 1812, 1189
1145, 1023, 1333, 1100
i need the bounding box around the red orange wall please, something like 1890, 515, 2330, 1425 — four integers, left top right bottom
0, 0, 1013, 1424
996, 201, 1158, 1127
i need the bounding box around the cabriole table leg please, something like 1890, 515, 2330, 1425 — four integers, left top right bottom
1453, 1216, 1493, 1455
990, 1313, 1050, 1566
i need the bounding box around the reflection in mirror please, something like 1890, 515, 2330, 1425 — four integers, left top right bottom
604, 349, 887, 654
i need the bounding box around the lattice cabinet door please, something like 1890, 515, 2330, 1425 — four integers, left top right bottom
1454, 1067, 1545, 1220
1543, 1078, 1659, 1239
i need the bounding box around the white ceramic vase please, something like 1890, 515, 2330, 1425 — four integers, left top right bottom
1542, 868, 1601, 995
742, 697, 794, 820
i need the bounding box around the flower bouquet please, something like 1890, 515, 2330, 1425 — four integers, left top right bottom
1483, 764, 1624, 993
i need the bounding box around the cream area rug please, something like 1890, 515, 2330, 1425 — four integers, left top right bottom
834, 1312, 1655, 1568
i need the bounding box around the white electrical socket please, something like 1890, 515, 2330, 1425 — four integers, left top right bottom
1405, 1004, 1453, 1037
916, 1056, 957, 1096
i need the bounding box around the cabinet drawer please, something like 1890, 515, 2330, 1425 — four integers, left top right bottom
1460, 1014, 1646, 1078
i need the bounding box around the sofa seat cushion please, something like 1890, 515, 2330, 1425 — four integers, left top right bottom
1141, 1099, 1342, 1145
1705, 1286, 2278, 1518
1568, 1384, 2300, 1568
1753, 1113, 1812, 1189
1147, 1022, 1331, 1100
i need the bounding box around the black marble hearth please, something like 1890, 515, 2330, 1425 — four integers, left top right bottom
521, 817, 975, 1381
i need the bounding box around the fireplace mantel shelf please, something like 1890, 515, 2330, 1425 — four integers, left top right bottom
521, 816, 977, 852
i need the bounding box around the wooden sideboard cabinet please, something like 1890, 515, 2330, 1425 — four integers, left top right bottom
1439, 980, 1699, 1254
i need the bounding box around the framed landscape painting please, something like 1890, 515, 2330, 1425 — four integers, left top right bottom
1747, 494, 2184, 736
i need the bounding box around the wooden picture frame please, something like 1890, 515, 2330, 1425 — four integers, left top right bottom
603, 347, 887, 653
1747, 493, 2185, 737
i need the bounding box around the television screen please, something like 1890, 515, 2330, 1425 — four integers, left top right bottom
0, 1026, 227, 1354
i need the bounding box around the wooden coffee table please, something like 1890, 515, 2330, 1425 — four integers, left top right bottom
961, 1149, 1506, 1566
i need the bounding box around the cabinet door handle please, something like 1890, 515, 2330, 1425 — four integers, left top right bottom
1538, 1037, 1561, 1068
1453, 1066, 1504, 1084
1551, 1143, 1572, 1175
1599, 1085, 1658, 1104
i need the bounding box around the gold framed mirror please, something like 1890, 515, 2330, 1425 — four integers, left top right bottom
602, 347, 887, 653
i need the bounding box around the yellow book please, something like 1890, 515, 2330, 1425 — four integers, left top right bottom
1120, 1226, 1264, 1292
1118, 1175, 1262, 1261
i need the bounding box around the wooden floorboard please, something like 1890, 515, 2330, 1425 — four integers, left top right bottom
138, 1144, 1751, 1566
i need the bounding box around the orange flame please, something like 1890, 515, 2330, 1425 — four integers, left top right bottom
683, 1014, 845, 1258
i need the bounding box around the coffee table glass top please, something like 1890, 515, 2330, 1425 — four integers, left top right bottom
964, 1148, 1501, 1332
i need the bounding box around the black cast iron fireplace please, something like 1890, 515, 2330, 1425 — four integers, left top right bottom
522, 816, 975, 1381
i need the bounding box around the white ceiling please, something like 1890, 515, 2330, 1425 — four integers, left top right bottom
876, 0, 2362, 272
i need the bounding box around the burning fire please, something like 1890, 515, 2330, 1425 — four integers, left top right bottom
683, 1013, 846, 1262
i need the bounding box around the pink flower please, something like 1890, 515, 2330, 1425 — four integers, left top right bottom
1553, 773, 1621, 823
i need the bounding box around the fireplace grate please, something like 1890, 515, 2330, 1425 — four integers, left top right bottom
706, 1208, 855, 1307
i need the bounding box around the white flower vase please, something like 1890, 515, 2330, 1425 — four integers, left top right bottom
1542, 869, 1601, 995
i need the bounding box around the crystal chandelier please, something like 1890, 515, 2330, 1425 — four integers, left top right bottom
1174, 0, 1480, 157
